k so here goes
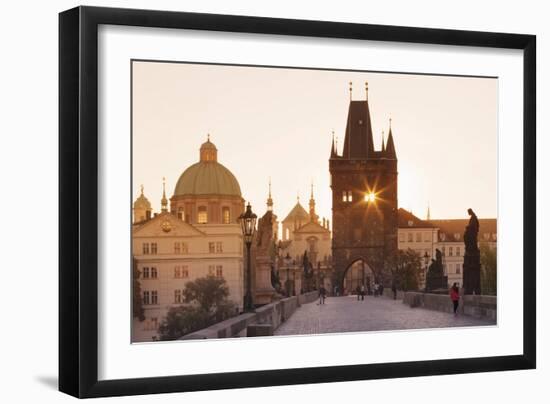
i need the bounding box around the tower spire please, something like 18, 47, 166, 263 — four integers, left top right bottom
381, 130, 386, 152
309, 180, 318, 223
349, 81, 353, 101
161, 177, 168, 213
330, 130, 337, 158
427, 204, 431, 221
385, 117, 397, 159
267, 177, 273, 211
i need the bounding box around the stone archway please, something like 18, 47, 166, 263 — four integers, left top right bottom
341, 258, 376, 296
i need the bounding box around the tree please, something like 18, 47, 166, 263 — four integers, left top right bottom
480, 243, 497, 295
387, 249, 422, 291
132, 258, 145, 321
158, 276, 237, 340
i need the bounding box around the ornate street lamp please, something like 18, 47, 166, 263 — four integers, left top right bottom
284, 252, 292, 297
239, 202, 257, 311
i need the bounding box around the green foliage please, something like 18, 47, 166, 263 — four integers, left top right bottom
480, 243, 497, 295
387, 249, 422, 291
132, 259, 145, 321
158, 276, 237, 340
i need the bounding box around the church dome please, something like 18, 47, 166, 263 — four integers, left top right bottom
173, 137, 242, 197
133, 186, 151, 209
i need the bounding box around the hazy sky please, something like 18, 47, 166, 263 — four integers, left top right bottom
132, 61, 497, 223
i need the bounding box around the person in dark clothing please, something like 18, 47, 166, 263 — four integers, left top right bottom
319, 286, 327, 305
391, 280, 397, 300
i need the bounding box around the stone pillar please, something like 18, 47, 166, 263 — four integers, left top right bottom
463, 250, 481, 295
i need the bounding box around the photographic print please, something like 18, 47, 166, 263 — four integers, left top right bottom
131, 60, 498, 343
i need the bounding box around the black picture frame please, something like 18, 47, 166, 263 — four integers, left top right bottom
59, 5, 536, 399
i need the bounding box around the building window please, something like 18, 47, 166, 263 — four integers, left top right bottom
222, 207, 231, 224
151, 243, 158, 254
209, 242, 215, 253
424, 232, 431, 242
142, 291, 150, 305
456, 264, 461, 274
208, 265, 215, 276
174, 266, 180, 278
399, 232, 405, 242
146, 317, 158, 331
174, 289, 182, 303
198, 206, 208, 224
151, 267, 158, 279
408, 233, 413, 242
416, 232, 421, 242
142, 267, 150, 279
178, 207, 184, 221
449, 246, 453, 256
216, 265, 223, 278
441, 246, 446, 256
215, 242, 223, 253
151, 291, 158, 305
142, 243, 149, 254
174, 242, 180, 254
342, 191, 353, 202
456, 246, 461, 256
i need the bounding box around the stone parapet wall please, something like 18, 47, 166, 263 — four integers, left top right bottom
402, 291, 496, 321
180, 291, 319, 340
382, 288, 405, 300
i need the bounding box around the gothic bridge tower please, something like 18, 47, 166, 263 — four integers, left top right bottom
329, 82, 398, 289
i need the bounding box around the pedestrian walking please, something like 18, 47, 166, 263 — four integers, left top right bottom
374, 283, 379, 297
379, 283, 384, 297
356, 285, 361, 301
319, 286, 326, 305
360, 284, 365, 301
450, 282, 460, 315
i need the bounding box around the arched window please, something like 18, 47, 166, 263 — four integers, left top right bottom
197, 206, 208, 224
222, 207, 230, 224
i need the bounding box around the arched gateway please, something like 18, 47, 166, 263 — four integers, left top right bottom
329, 84, 398, 291
342, 258, 377, 295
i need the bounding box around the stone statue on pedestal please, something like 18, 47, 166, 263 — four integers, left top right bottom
463, 208, 481, 295
426, 248, 447, 292
252, 211, 278, 305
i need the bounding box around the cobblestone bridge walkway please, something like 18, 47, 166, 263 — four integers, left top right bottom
275, 295, 495, 336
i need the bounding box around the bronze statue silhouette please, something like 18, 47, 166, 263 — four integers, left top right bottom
463, 208, 481, 295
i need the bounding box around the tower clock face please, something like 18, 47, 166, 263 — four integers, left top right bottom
161, 220, 172, 232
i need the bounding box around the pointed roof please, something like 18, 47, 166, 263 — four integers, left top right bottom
295, 221, 330, 234
342, 100, 375, 159
282, 201, 310, 224
381, 131, 386, 153
385, 126, 397, 159
330, 131, 337, 158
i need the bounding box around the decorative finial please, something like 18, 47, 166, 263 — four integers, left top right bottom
389, 116, 392, 129
268, 177, 272, 198
297, 192, 300, 202
349, 81, 353, 101
207, 133, 210, 142
140, 184, 144, 195
365, 81, 369, 101
310, 180, 314, 199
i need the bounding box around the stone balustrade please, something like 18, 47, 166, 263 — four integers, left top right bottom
402, 291, 496, 321
179, 291, 319, 340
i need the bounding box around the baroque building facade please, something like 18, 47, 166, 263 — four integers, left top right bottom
132, 138, 245, 342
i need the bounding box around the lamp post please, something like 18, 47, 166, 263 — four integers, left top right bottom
423, 251, 430, 292
284, 252, 292, 297
239, 202, 257, 312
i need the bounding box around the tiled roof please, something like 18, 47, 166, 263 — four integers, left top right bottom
429, 218, 497, 242
398, 208, 435, 228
